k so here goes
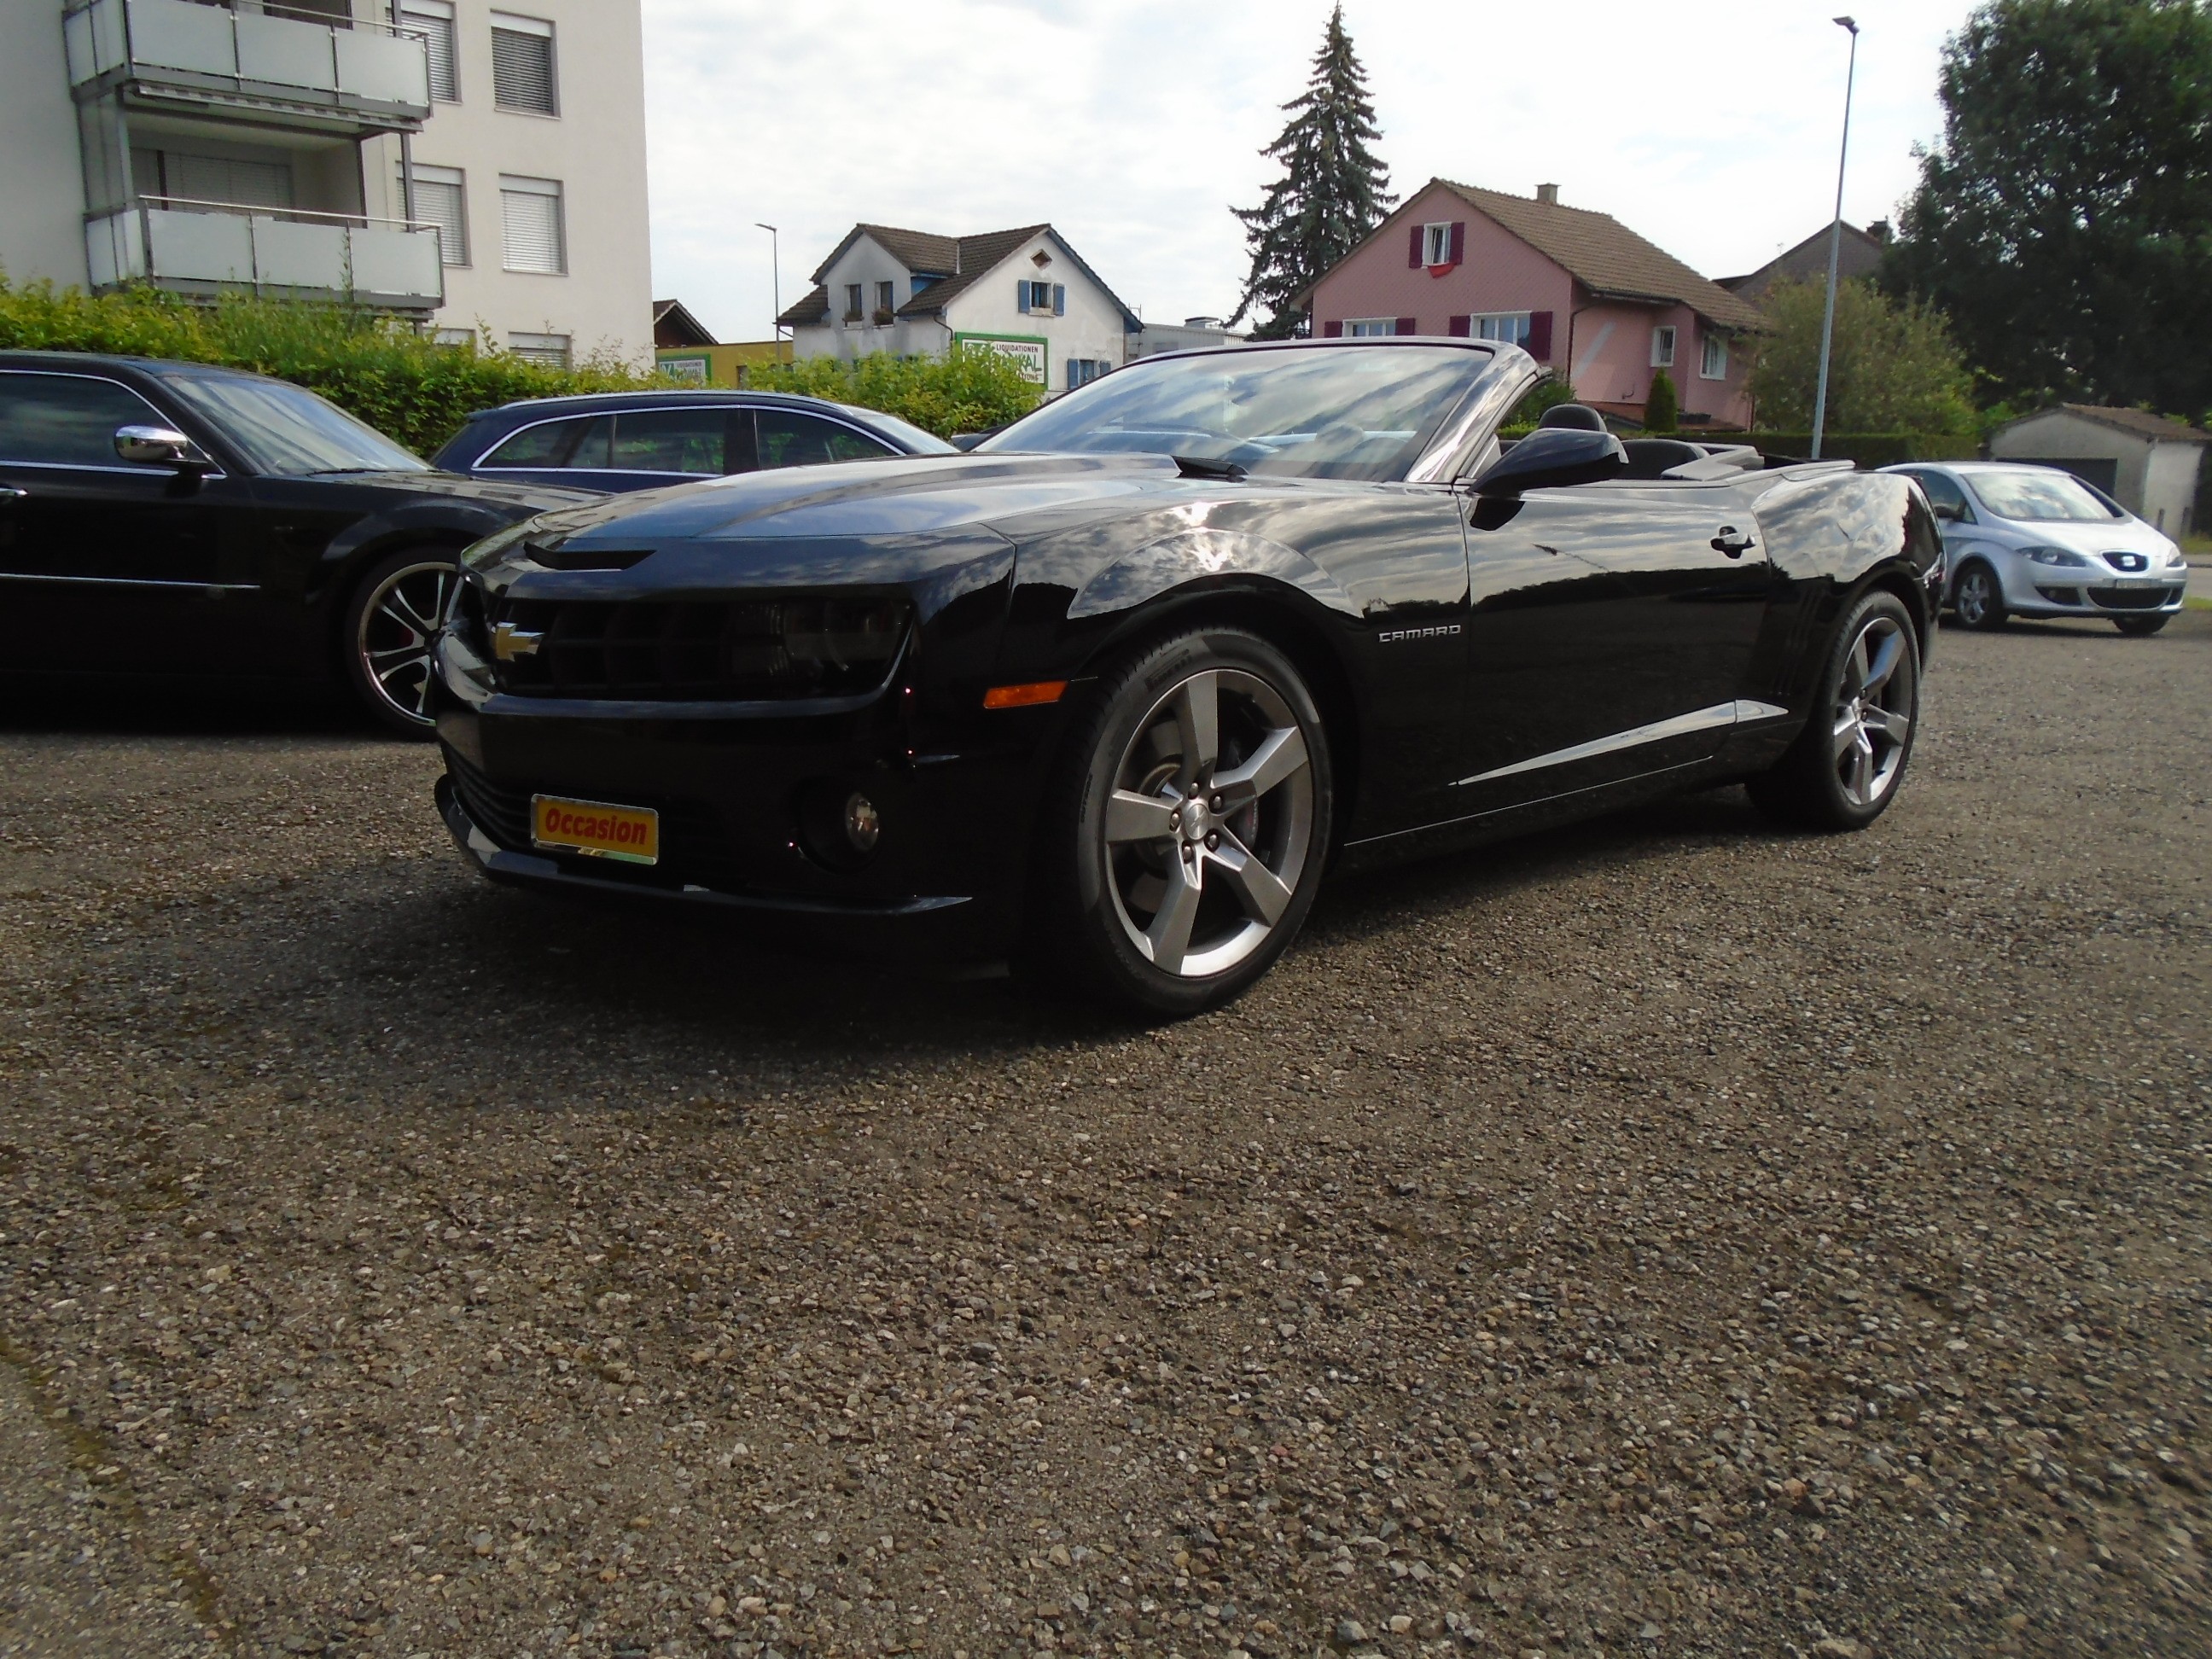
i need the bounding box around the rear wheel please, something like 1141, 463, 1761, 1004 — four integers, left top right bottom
1033, 628, 1333, 1016
1748, 590, 1921, 831
341, 547, 457, 737
2113, 613, 2171, 637
1951, 561, 2005, 630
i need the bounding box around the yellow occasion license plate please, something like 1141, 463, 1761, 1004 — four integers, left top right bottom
530, 794, 659, 864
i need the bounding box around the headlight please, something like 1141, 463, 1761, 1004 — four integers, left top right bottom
2021, 545, 2088, 567
2165, 544, 2189, 568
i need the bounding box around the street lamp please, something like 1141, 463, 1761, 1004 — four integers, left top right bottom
1810, 15, 1860, 461
755, 222, 782, 354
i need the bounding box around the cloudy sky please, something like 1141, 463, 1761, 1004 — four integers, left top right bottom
642, 0, 1980, 344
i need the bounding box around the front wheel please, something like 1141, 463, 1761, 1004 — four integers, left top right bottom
1034, 628, 1334, 1016
1748, 590, 1922, 831
1951, 562, 2006, 631
2113, 613, 2172, 637
341, 547, 457, 737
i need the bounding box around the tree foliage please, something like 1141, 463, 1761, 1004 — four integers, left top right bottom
746, 344, 1041, 437
1884, 0, 2212, 411
0, 277, 655, 453
1748, 276, 1978, 434
1227, 5, 1394, 340
1643, 369, 1679, 434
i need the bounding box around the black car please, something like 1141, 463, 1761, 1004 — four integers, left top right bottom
430, 390, 955, 493
0, 352, 591, 734
431, 339, 1941, 1014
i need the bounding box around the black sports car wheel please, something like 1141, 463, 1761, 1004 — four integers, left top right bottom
2113, 613, 2171, 636
1951, 562, 2005, 631
342, 548, 457, 737
1748, 590, 1920, 831
1042, 629, 1332, 1016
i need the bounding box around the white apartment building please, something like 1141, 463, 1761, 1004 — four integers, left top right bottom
0, 0, 652, 366
782, 223, 1141, 394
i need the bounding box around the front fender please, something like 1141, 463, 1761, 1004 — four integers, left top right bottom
1066, 527, 1360, 620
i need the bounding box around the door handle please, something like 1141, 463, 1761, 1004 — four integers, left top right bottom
1712, 526, 1756, 557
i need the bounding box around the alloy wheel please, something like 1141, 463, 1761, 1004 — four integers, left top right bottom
357, 559, 456, 728
1101, 667, 1316, 978
1954, 567, 1996, 627
1831, 613, 1916, 810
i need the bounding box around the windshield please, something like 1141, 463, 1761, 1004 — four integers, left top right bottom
839, 404, 956, 456
1967, 469, 2124, 522
157, 371, 428, 477
976, 344, 1493, 480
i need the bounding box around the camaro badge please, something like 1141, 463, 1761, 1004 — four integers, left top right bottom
492, 621, 544, 661
1377, 623, 1463, 643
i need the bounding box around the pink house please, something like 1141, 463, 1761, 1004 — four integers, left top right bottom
1301, 178, 1767, 428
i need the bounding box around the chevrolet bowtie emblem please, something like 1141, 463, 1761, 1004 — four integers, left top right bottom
492, 621, 544, 661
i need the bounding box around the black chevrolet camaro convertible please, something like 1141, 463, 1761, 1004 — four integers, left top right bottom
431, 340, 1941, 1013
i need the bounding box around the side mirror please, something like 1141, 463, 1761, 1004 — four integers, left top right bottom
1929, 498, 1964, 523
114, 424, 215, 471
1472, 426, 1627, 497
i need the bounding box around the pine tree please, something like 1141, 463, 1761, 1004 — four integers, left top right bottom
1644, 369, 1679, 434
1226, 5, 1394, 340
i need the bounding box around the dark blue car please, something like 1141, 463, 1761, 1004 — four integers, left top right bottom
429, 390, 954, 493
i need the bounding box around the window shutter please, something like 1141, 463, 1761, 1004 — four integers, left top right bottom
1408, 224, 1423, 268
1016, 279, 1028, 310
1526, 311, 1553, 360
1449, 222, 1465, 264
1394, 317, 1416, 336
491, 25, 556, 114
499, 178, 563, 274
1447, 314, 1470, 337
400, 4, 457, 102
1052, 283, 1065, 316
1323, 320, 1343, 338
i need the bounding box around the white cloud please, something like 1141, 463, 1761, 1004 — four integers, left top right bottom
643, 0, 1973, 342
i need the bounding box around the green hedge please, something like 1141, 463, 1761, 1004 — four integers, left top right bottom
0, 278, 661, 455
745, 344, 1042, 438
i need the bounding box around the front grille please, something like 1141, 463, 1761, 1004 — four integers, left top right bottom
487, 596, 908, 701
2034, 586, 2083, 606
442, 748, 748, 890
2100, 551, 2151, 573
2089, 586, 2179, 611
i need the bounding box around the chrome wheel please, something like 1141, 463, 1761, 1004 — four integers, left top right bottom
1102, 667, 1315, 978
1831, 613, 1916, 810
356, 558, 455, 728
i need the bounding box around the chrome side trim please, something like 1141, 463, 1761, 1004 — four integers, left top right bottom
0, 572, 258, 591
1733, 699, 1788, 720
1453, 701, 1741, 787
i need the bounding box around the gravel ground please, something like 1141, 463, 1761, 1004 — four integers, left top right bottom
0, 611, 2205, 1659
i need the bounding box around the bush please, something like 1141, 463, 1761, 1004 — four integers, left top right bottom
745, 344, 1042, 438
1748, 276, 1977, 435
0, 277, 659, 455
1644, 369, 1679, 433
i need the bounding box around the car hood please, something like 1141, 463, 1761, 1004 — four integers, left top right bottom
1982, 513, 2175, 558
508, 451, 1359, 550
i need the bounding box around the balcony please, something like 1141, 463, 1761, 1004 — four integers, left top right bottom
85, 197, 445, 311
65, 0, 431, 135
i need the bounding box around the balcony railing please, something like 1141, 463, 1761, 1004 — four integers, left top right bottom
65, 0, 431, 131
86, 196, 445, 311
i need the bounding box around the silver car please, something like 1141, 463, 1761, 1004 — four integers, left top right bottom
1882, 461, 2189, 636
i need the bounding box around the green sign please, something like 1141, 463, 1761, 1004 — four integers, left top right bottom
952, 332, 1047, 385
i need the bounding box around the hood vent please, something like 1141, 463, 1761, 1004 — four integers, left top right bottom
525, 540, 656, 572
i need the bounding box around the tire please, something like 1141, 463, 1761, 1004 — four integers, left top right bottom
1032, 627, 1334, 1017
340, 547, 458, 737
1950, 561, 2006, 631
1748, 589, 1922, 832
2113, 613, 2172, 637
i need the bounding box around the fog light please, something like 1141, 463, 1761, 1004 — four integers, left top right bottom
843, 793, 881, 853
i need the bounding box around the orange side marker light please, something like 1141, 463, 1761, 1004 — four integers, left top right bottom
982, 680, 1068, 710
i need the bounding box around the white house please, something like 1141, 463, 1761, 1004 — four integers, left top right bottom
1988, 405, 2211, 538
0, 0, 652, 366
780, 222, 1140, 394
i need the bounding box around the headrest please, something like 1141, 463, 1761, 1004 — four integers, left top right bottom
1536, 403, 1610, 432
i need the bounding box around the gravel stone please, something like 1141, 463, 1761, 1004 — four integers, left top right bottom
0, 614, 2205, 1656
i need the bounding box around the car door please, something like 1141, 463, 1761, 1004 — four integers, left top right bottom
1452, 476, 1772, 810
0, 369, 264, 674
1902, 468, 1985, 585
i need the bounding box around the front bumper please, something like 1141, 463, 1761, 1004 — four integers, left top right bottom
435, 772, 1003, 961
2001, 567, 2186, 617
